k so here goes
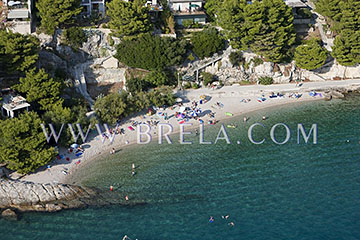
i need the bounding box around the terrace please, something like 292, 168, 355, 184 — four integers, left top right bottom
1, 93, 30, 118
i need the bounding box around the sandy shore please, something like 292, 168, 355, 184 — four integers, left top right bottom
18, 79, 360, 184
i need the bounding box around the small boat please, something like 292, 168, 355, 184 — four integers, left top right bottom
225, 112, 233, 116
227, 124, 236, 128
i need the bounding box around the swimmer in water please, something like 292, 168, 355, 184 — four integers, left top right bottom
229, 222, 235, 226
209, 216, 214, 223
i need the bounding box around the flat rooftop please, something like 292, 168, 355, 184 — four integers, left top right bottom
284, 0, 307, 8
2, 94, 30, 111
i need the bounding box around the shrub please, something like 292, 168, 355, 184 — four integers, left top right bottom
183, 82, 192, 89
258, 76, 273, 85
192, 83, 200, 89
191, 27, 225, 59
126, 77, 150, 94
107, 35, 115, 46
229, 51, 244, 66
62, 27, 87, 49
201, 72, 215, 86
115, 33, 188, 70
188, 53, 195, 62
253, 57, 264, 67
145, 71, 168, 87
182, 19, 193, 28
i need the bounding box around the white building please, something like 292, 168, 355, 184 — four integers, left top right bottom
168, 0, 206, 25
1, 0, 33, 34
80, 0, 105, 17
1, 94, 30, 118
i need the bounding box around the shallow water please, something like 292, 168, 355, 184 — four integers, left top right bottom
1, 95, 360, 240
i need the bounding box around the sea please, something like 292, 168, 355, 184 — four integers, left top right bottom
1, 94, 360, 240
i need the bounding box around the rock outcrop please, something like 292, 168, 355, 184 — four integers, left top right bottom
1, 208, 18, 221
0, 179, 146, 216
0, 179, 100, 212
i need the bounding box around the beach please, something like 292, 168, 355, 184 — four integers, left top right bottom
18, 79, 360, 185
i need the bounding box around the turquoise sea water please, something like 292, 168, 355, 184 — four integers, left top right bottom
1, 95, 360, 240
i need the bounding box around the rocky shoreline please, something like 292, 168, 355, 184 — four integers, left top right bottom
0, 179, 144, 220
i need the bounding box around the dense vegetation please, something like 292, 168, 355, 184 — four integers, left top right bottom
62, 27, 87, 49
294, 39, 329, 70
0, 31, 39, 73
315, 0, 360, 66
190, 27, 225, 59
94, 87, 175, 124
258, 76, 273, 85
218, 0, 296, 63
115, 33, 187, 70
14, 68, 63, 111
0, 112, 56, 174
107, 0, 152, 39
36, 0, 82, 35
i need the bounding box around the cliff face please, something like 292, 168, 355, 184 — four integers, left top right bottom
0, 179, 99, 212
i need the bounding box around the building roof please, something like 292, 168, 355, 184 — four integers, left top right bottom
284, 0, 307, 8
2, 94, 30, 112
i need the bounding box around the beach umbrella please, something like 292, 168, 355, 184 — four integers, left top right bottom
70, 143, 78, 149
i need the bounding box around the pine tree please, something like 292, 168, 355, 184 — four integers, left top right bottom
218, 0, 296, 62
294, 39, 329, 70
218, 0, 248, 49
107, 0, 152, 39
332, 29, 360, 66
0, 112, 56, 174
36, 0, 82, 35
14, 68, 63, 110
190, 27, 225, 59
315, 0, 342, 22
0, 31, 39, 73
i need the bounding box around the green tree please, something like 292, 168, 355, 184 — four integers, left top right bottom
107, 0, 152, 39
0, 31, 39, 73
332, 29, 360, 66
0, 112, 56, 174
218, 0, 296, 62
146, 86, 175, 107
229, 51, 244, 66
315, 0, 342, 22
204, 0, 224, 22
126, 77, 150, 94
115, 33, 187, 70
190, 27, 225, 59
14, 68, 63, 110
218, 0, 247, 49
201, 72, 215, 86
36, 0, 82, 35
145, 70, 168, 86
94, 92, 129, 124
62, 27, 87, 49
294, 39, 328, 70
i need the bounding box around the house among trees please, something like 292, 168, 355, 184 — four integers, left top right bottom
1, 0, 33, 34
80, 0, 105, 17
168, 0, 206, 25
1, 91, 30, 118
